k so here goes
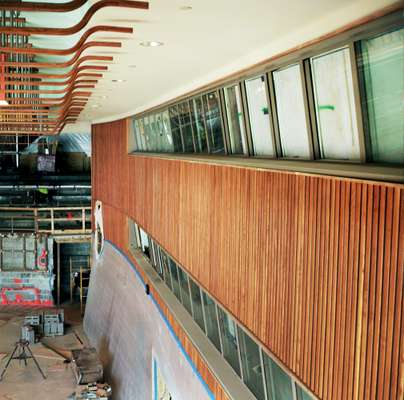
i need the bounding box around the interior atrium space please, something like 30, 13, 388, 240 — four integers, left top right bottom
0, 1, 403, 400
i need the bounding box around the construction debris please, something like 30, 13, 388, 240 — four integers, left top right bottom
68, 383, 112, 400
24, 309, 64, 338
71, 348, 103, 384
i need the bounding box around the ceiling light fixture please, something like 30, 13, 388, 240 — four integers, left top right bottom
112, 79, 126, 83
180, 6, 193, 10
140, 41, 164, 47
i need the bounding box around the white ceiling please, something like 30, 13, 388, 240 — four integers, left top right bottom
28, 0, 396, 133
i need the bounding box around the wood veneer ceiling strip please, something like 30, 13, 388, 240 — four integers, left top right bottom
4, 80, 99, 87
0, 0, 148, 13
0, 26, 131, 56
0, 55, 113, 69
4, 94, 90, 102
0, 101, 87, 109
0, 1, 148, 36
5, 85, 96, 94
0, 41, 122, 57
0, 107, 84, 115
3, 65, 108, 80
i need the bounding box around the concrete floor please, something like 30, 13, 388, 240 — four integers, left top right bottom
0, 305, 88, 400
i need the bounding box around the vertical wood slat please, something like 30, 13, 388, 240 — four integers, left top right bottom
92, 119, 404, 400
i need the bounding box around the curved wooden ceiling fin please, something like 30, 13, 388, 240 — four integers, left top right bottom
0, 1, 148, 36
0, 1, 149, 135
0, 0, 148, 12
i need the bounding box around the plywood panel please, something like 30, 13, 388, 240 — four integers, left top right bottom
92, 119, 403, 400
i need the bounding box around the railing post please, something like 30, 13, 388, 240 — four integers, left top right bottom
82, 208, 85, 232
56, 241, 60, 306
70, 257, 73, 304
34, 209, 38, 232
50, 209, 54, 234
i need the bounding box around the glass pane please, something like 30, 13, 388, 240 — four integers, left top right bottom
128, 219, 140, 250
133, 119, 141, 151
177, 267, 192, 315
149, 240, 157, 268
189, 278, 205, 332
263, 353, 293, 400
148, 114, 158, 151
143, 116, 152, 151
203, 92, 225, 154
153, 245, 164, 279
217, 307, 241, 376
202, 291, 221, 352
179, 101, 195, 152
273, 64, 312, 158
169, 258, 181, 300
311, 47, 361, 160
138, 227, 150, 258
137, 118, 147, 150
169, 105, 184, 152
154, 113, 164, 152
162, 110, 174, 152
238, 327, 265, 400
358, 28, 404, 164
191, 97, 208, 153
224, 84, 247, 154
245, 76, 276, 157
160, 251, 172, 290
296, 384, 313, 400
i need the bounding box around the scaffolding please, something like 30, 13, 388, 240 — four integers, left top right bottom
0, 206, 91, 235
69, 256, 91, 315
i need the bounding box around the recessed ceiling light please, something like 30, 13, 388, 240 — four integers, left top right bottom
112, 79, 126, 83
180, 6, 193, 10
140, 41, 164, 47
91, 104, 100, 108
128, 65, 137, 68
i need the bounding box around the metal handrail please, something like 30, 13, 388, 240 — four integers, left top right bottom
0, 206, 91, 235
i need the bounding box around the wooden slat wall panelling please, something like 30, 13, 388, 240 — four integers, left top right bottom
390, 189, 403, 400
362, 184, 377, 400
371, 185, 386, 399
92, 119, 404, 400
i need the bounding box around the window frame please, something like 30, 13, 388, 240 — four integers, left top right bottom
305, 43, 367, 162
243, 74, 278, 159
270, 61, 315, 160
130, 12, 403, 171
222, 83, 250, 156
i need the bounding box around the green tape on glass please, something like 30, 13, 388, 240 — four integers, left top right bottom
38, 187, 48, 195
318, 104, 335, 111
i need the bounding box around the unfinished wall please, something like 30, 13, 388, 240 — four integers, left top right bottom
0, 234, 54, 305
84, 241, 214, 400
